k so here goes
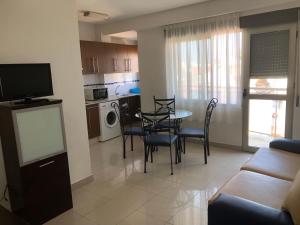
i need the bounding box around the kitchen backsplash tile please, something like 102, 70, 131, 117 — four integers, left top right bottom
83, 73, 140, 96
83, 74, 104, 86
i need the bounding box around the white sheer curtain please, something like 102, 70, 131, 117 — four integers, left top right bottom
165, 14, 242, 123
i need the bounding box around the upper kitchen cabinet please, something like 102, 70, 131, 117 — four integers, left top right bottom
114, 44, 127, 73
80, 41, 139, 75
126, 45, 139, 73
80, 41, 103, 74
101, 42, 115, 74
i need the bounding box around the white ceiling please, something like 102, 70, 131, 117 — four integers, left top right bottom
76, 0, 211, 23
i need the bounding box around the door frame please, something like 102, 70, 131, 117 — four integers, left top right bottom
242, 23, 297, 152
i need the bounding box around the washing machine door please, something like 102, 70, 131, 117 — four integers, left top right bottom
105, 109, 118, 128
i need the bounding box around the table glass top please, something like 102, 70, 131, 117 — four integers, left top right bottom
136, 109, 192, 120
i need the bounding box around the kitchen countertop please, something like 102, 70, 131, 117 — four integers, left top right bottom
85, 93, 140, 106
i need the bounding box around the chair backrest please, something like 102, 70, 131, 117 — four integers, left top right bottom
204, 98, 218, 139
153, 96, 176, 114
141, 111, 172, 137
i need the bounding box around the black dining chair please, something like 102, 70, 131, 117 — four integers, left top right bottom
178, 98, 218, 164
154, 96, 176, 113
153, 96, 177, 131
141, 111, 179, 175
111, 102, 145, 159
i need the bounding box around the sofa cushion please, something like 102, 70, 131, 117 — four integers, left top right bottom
209, 171, 292, 209
282, 170, 300, 225
241, 147, 300, 181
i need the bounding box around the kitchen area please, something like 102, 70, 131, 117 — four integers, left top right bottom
78, 22, 141, 141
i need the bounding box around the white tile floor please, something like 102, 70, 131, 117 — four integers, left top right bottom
45, 137, 252, 225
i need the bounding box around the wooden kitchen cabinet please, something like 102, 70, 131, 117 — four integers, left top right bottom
126, 45, 139, 73
86, 104, 100, 138
114, 44, 127, 73
80, 41, 138, 74
119, 95, 141, 125
80, 41, 100, 74
101, 42, 115, 74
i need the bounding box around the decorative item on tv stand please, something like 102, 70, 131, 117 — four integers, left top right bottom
0, 63, 73, 225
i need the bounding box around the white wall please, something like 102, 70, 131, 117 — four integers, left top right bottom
101, 0, 300, 34
78, 22, 137, 45
0, 0, 92, 202
78, 22, 98, 41
137, 27, 167, 111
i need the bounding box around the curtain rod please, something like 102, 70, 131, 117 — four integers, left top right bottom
163, 12, 239, 31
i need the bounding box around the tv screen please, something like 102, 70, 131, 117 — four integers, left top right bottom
0, 63, 53, 102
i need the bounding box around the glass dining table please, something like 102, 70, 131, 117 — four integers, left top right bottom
135, 109, 192, 120
135, 109, 193, 163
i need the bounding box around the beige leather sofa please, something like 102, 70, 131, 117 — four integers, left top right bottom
208, 139, 300, 225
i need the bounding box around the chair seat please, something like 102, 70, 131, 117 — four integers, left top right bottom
155, 120, 177, 129
145, 134, 178, 146
178, 127, 204, 138
124, 127, 145, 136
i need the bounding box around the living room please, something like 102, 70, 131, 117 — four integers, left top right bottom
0, 0, 300, 225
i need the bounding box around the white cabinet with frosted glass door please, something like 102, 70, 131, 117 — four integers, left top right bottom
0, 100, 72, 224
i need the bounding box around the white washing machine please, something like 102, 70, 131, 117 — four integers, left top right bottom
99, 100, 121, 142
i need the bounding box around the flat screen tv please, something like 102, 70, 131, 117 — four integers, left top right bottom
0, 63, 53, 102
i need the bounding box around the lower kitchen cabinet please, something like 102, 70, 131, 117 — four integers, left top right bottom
119, 95, 141, 125
86, 104, 100, 139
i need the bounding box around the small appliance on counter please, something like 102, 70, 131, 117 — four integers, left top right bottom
129, 87, 141, 94
84, 87, 108, 101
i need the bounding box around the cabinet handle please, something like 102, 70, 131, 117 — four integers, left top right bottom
0, 77, 3, 97
113, 58, 118, 72
87, 106, 99, 109
39, 160, 55, 168
88, 110, 91, 130
92, 57, 96, 73
96, 56, 100, 73
129, 59, 131, 72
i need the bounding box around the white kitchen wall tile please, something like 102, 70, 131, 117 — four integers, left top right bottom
83, 74, 104, 86
83, 73, 140, 96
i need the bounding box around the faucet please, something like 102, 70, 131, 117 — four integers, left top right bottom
115, 85, 121, 96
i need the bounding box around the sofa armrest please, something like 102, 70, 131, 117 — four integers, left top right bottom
208, 194, 293, 225
269, 138, 300, 154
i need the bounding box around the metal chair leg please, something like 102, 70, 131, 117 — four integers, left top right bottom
206, 138, 210, 156
123, 137, 126, 159
146, 145, 150, 162
144, 143, 148, 173
170, 146, 173, 175
131, 135, 133, 151
150, 145, 153, 163
183, 137, 186, 154
175, 141, 178, 164
203, 141, 207, 164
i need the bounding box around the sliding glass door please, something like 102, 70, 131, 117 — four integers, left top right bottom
242, 24, 297, 151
